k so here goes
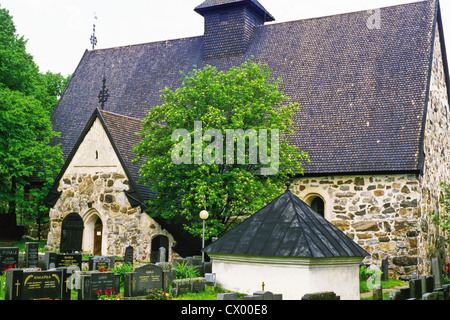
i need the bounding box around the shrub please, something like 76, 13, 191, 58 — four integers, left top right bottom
112, 263, 134, 287
175, 261, 201, 279
146, 288, 169, 300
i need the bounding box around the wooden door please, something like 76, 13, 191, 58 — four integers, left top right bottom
94, 218, 103, 256
60, 212, 84, 253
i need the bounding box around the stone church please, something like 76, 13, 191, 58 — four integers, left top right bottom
45, 0, 450, 277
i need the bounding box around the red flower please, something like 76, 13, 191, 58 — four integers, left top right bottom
96, 290, 100, 295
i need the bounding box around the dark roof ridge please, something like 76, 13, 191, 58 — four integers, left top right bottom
85, 35, 204, 54
260, 0, 430, 30
100, 109, 142, 123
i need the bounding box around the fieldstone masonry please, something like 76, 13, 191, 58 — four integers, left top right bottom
293, 174, 422, 278
46, 171, 175, 263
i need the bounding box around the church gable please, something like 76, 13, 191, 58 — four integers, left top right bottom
65, 116, 127, 176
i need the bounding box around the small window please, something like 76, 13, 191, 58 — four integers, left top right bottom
95, 150, 99, 159
311, 196, 325, 217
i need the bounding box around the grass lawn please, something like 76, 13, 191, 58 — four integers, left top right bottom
360, 278, 408, 300
173, 285, 246, 300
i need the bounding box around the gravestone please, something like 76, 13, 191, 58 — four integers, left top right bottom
44, 252, 57, 270
5, 268, 66, 300
25, 242, 39, 268
55, 254, 82, 269
158, 247, 166, 263
89, 256, 114, 271
423, 292, 438, 300
381, 256, 389, 281
431, 257, 442, 289
124, 246, 134, 265
253, 291, 274, 300
388, 290, 403, 300
0, 247, 19, 271
217, 292, 237, 300
124, 264, 163, 297
172, 279, 192, 297
409, 278, 422, 299
243, 295, 263, 300
301, 291, 340, 300
191, 277, 206, 293
373, 284, 383, 300
78, 271, 120, 300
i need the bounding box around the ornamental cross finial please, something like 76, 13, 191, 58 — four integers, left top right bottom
90, 14, 98, 50
98, 76, 109, 110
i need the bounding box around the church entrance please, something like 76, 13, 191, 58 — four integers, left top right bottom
60, 212, 84, 253
94, 217, 103, 256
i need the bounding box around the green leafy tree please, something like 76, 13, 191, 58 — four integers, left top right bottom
0, 6, 63, 234
134, 59, 309, 239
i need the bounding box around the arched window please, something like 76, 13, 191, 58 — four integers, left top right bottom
310, 196, 325, 217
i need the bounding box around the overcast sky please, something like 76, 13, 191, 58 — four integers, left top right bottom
1, 0, 448, 76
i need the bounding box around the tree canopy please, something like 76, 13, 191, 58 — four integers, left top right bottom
0, 6, 64, 229
133, 59, 309, 240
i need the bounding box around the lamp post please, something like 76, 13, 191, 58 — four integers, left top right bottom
199, 210, 209, 263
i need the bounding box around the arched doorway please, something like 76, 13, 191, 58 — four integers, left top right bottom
60, 212, 84, 253
82, 209, 103, 255
151, 235, 169, 263
94, 217, 103, 256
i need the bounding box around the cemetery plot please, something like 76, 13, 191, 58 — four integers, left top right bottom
25, 242, 39, 268
55, 253, 82, 269
0, 247, 19, 271
89, 256, 115, 271
124, 246, 134, 265
78, 271, 120, 300
124, 264, 163, 297
5, 269, 68, 300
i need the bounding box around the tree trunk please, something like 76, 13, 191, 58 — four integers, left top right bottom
7, 176, 17, 227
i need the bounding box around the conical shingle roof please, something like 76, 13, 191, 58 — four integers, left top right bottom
203, 183, 370, 258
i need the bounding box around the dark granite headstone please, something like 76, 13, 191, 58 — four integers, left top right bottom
5, 268, 66, 300
25, 242, 39, 268
381, 256, 389, 281
124, 246, 134, 265
90, 256, 114, 271
409, 278, 422, 299
124, 264, 163, 297
0, 247, 19, 271
55, 254, 82, 269
44, 252, 57, 270
78, 271, 120, 300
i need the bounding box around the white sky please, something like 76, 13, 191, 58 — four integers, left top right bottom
1, 0, 448, 76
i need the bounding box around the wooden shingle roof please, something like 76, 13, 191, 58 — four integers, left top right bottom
50, 0, 444, 178
203, 182, 370, 258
